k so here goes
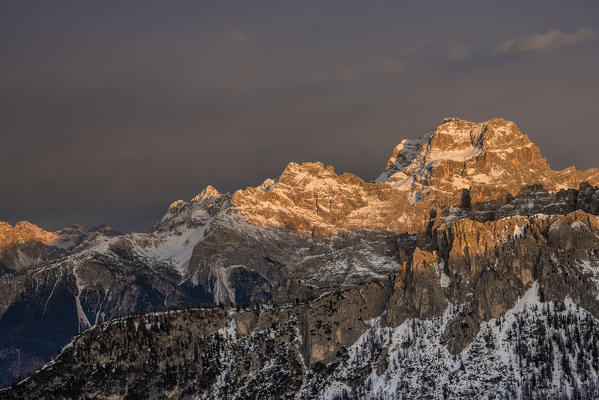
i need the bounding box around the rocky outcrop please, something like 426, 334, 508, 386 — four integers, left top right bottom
303, 282, 389, 365
387, 211, 599, 355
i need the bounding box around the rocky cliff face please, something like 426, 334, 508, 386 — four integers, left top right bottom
4, 211, 599, 399
1, 117, 599, 395
377, 118, 598, 203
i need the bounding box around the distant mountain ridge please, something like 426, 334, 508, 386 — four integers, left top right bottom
1, 117, 599, 398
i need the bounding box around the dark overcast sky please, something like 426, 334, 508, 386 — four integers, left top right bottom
1, 1, 598, 232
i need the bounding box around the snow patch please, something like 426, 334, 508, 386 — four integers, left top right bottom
512, 225, 525, 239
213, 266, 236, 305
439, 271, 450, 288
427, 146, 482, 163
579, 260, 599, 300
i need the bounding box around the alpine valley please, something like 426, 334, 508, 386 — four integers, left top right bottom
2, 118, 599, 399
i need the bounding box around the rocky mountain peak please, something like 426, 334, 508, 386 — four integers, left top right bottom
191, 185, 220, 202
276, 161, 341, 188
0, 220, 56, 246
430, 117, 530, 153
378, 118, 545, 181
152, 186, 229, 234
376, 117, 597, 206
165, 187, 222, 218
222, 118, 599, 238
0, 222, 118, 277
230, 161, 376, 236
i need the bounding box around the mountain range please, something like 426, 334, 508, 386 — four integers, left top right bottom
1, 117, 599, 399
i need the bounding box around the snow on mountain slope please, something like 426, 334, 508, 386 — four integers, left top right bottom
299, 283, 599, 399
61, 185, 230, 278
10, 280, 599, 399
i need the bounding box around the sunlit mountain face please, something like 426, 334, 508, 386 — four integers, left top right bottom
2, 118, 599, 398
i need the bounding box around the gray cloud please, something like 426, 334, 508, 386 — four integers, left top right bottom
492, 28, 596, 55
445, 42, 472, 62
